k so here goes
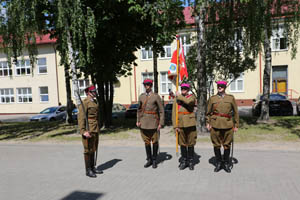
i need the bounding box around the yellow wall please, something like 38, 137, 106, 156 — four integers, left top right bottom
0, 44, 61, 113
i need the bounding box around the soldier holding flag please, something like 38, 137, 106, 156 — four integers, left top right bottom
172, 83, 197, 170
78, 85, 103, 178
136, 79, 164, 169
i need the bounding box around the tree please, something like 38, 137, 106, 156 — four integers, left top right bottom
241, 0, 300, 121
185, 0, 258, 133
140, 0, 185, 93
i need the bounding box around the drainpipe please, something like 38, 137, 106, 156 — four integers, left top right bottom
53, 45, 60, 105
134, 65, 137, 102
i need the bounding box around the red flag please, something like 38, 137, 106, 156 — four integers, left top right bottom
168, 38, 188, 83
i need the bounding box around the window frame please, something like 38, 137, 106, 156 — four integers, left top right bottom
141, 47, 153, 60
77, 79, 90, 98
271, 25, 288, 52
39, 86, 49, 103
160, 71, 173, 95
159, 44, 172, 59
0, 61, 12, 77
16, 87, 33, 103
179, 34, 191, 56
0, 88, 15, 104
229, 74, 244, 93
37, 58, 48, 75
15, 60, 31, 76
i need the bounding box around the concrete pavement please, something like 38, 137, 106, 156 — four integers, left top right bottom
1, 144, 300, 200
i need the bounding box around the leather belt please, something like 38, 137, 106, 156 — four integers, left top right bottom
212, 112, 231, 119
144, 111, 157, 115
178, 111, 193, 115
88, 117, 97, 120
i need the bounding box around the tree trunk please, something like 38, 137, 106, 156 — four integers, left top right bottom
196, 7, 208, 135
153, 45, 159, 93
259, 28, 271, 121
65, 68, 74, 124
96, 78, 105, 128
66, 31, 79, 124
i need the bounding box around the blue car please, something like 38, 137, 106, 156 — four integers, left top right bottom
30, 106, 67, 121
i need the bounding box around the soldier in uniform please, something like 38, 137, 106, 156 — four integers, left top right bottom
136, 79, 164, 169
206, 81, 239, 173
172, 83, 197, 170
78, 85, 103, 178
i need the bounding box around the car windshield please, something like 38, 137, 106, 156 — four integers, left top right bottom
129, 104, 139, 109
40, 107, 57, 114
260, 94, 287, 101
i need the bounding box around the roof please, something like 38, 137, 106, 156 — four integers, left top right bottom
0, 33, 56, 45
35, 34, 56, 44
183, 7, 195, 25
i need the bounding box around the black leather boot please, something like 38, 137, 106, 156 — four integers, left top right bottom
144, 145, 152, 168
223, 148, 231, 173
152, 143, 159, 169
188, 146, 194, 170
214, 147, 222, 172
179, 146, 188, 170
84, 153, 96, 178
90, 153, 103, 174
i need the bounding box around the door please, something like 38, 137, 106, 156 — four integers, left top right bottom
272, 66, 288, 94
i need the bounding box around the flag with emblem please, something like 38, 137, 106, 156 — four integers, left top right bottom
168, 37, 188, 84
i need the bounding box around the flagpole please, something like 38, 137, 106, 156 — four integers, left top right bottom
175, 35, 180, 156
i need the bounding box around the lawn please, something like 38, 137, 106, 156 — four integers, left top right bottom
0, 116, 299, 143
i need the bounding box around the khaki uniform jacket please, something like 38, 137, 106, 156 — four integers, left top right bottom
206, 94, 239, 129
137, 92, 164, 129
172, 94, 196, 128
78, 96, 99, 134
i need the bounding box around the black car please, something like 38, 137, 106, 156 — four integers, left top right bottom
125, 103, 139, 118
164, 103, 173, 125
252, 93, 294, 116
296, 96, 300, 116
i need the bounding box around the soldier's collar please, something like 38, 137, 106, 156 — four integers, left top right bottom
217, 92, 225, 98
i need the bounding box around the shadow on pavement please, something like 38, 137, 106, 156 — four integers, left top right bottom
60, 191, 104, 200
208, 156, 239, 170
177, 152, 202, 166
157, 152, 172, 165
97, 159, 122, 171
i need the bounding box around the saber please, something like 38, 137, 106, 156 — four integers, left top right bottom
230, 130, 235, 169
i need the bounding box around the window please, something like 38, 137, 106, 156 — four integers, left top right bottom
180, 34, 191, 56
16, 60, 31, 75
141, 72, 153, 93
160, 72, 173, 94
0, 88, 14, 104
141, 47, 153, 60
38, 58, 47, 74
0, 61, 12, 77
39, 87, 49, 102
78, 79, 90, 97
159, 44, 172, 59
17, 88, 32, 103
229, 74, 244, 92
272, 25, 288, 51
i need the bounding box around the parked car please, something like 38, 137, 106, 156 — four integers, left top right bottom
30, 106, 67, 121
252, 93, 293, 116
296, 96, 300, 116
112, 103, 126, 119
125, 103, 139, 118
164, 103, 173, 125
72, 108, 78, 121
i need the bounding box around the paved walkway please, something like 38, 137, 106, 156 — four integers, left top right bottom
1, 144, 300, 200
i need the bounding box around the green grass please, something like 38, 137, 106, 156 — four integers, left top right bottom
0, 116, 299, 143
